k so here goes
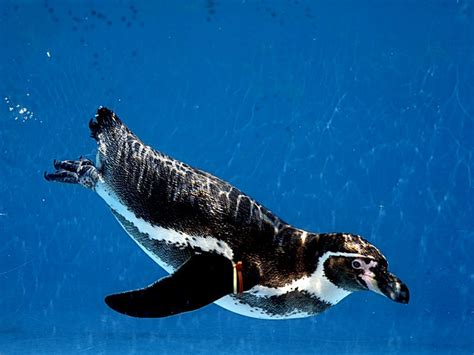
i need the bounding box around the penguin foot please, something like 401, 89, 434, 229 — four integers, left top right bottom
45, 157, 99, 189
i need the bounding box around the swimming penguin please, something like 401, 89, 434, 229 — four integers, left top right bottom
45, 107, 409, 319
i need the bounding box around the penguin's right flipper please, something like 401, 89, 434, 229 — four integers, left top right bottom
105, 253, 260, 318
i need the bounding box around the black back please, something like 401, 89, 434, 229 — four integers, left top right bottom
90, 108, 287, 264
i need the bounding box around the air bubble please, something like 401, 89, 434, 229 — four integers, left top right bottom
4, 96, 35, 122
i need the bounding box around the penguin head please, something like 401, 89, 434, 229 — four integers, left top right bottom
320, 233, 409, 304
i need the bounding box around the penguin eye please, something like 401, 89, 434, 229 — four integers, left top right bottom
352, 259, 363, 269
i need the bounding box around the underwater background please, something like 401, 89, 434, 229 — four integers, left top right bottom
1, 0, 473, 353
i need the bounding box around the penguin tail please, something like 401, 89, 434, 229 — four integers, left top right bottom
89, 106, 127, 141
88, 107, 148, 180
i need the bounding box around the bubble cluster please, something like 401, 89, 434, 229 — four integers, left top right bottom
4, 96, 35, 122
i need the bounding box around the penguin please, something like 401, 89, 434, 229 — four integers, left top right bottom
45, 107, 409, 319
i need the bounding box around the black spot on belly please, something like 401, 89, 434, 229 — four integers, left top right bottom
237, 291, 331, 317
112, 210, 192, 269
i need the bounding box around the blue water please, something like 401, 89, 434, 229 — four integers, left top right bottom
1, 1, 473, 353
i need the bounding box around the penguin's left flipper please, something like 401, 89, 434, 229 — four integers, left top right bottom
105, 253, 260, 318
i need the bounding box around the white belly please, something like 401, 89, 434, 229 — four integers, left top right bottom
214, 295, 313, 320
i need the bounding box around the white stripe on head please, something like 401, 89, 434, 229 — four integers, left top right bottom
305, 251, 370, 304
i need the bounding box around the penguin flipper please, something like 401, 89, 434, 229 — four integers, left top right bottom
105, 253, 259, 318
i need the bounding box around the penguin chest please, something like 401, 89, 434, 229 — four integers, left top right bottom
215, 285, 333, 319
216, 269, 354, 319
214, 292, 322, 320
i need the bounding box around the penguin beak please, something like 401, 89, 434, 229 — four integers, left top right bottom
361, 271, 409, 304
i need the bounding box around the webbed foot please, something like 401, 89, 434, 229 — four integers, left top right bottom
45, 157, 99, 189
